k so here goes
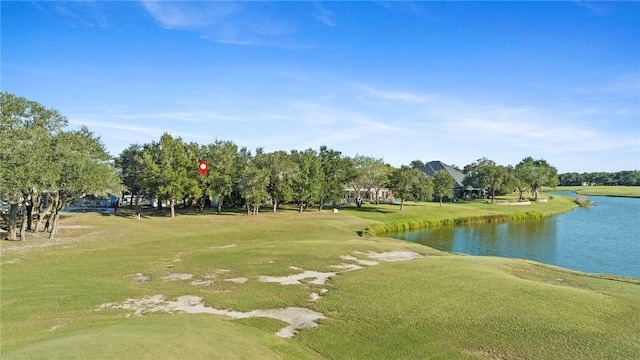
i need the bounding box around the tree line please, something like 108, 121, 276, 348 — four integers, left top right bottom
1, 93, 121, 241
2, 93, 566, 241
558, 171, 640, 186
115, 134, 440, 215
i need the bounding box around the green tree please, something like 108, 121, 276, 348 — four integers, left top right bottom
237, 148, 269, 215
47, 127, 122, 238
364, 158, 391, 205
204, 140, 239, 214
388, 166, 428, 210
140, 133, 192, 218
433, 170, 454, 207
115, 144, 144, 208
260, 150, 298, 213
1, 93, 65, 240
464, 158, 508, 203
410, 160, 424, 169
347, 155, 369, 207
318, 146, 356, 210
411, 171, 433, 203
514, 157, 558, 200
510, 165, 530, 201
291, 149, 323, 212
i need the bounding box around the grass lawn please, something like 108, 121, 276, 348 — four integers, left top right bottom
1, 198, 638, 359
545, 185, 640, 198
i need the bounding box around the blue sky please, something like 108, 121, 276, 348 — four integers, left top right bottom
2, 1, 639, 173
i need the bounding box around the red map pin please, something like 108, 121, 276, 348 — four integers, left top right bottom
198, 161, 208, 175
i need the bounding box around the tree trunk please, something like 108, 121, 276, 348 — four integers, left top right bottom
318, 197, 323, 211
35, 194, 50, 232
272, 199, 278, 213
36, 201, 54, 232
49, 196, 66, 239
19, 207, 28, 241
26, 196, 34, 231
439, 196, 443, 207
400, 199, 404, 211
217, 197, 223, 215
6, 203, 19, 241
170, 199, 175, 218
49, 210, 61, 239
491, 189, 496, 203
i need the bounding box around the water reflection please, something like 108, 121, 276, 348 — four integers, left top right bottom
395, 195, 640, 278
398, 219, 558, 263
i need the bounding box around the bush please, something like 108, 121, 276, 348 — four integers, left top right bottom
575, 194, 592, 208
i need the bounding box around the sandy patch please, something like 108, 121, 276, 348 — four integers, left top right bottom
48, 324, 65, 332
225, 277, 248, 284
360, 250, 424, 262
216, 268, 231, 273
259, 270, 337, 285
349, 238, 376, 243
210, 244, 237, 249
1, 258, 21, 265
309, 293, 320, 301
190, 279, 214, 286
161, 273, 193, 281
2, 239, 70, 252
97, 295, 324, 338
289, 266, 302, 270
329, 263, 363, 271
340, 255, 379, 266
132, 273, 151, 282
58, 225, 93, 229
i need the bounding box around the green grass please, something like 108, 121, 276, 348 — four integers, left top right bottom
1, 199, 639, 359
545, 185, 640, 198
339, 195, 576, 236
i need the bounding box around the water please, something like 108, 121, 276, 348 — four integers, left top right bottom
395, 194, 640, 278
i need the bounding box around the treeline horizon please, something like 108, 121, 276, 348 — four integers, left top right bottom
1, 92, 635, 241
557, 171, 640, 186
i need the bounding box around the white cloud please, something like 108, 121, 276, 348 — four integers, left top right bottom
113, 111, 244, 123
139, 1, 311, 49
312, 3, 336, 27
355, 84, 429, 103
140, 1, 238, 29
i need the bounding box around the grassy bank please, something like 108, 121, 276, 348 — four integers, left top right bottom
546, 185, 640, 198
342, 195, 577, 237
1, 201, 638, 359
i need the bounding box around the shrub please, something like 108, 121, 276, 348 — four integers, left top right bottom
575, 194, 592, 208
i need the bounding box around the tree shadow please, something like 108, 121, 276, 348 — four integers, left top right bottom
340, 205, 396, 214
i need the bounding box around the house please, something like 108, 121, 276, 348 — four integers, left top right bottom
418, 161, 483, 199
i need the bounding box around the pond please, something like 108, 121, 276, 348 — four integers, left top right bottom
394, 193, 640, 278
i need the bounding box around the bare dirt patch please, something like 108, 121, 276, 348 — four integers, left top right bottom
259, 270, 337, 285
225, 277, 248, 284
161, 273, 193, 281
132, 273, 151, 282
359, 250, 424, 262
210, 244, 237, 249
97, 295, 324, 338
190, 279, 214, 286
340, 254, 379, 266
329, 263, 363, 271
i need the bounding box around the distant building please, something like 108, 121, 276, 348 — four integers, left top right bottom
418, 160, 483, 199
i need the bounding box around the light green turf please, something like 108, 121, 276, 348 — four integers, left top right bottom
545, 185, 640, 198
1, 198, 638, 359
